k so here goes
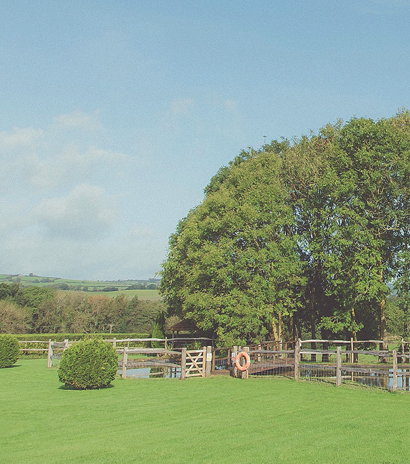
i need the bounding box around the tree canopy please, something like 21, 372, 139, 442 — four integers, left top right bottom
160, 110, 410, 346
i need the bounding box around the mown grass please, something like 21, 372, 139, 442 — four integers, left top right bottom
1, 359, 409, 463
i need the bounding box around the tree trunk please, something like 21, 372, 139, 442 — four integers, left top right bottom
289, 312, 294, 341
311, 309, 316, 362
379, 292, 388, 362
271, 316, 279, 341
380, 296, 387, 348
277, 312, 282, 341
351, 307, 358, 363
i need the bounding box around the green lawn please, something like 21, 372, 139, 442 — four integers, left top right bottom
1, 359, 409, 463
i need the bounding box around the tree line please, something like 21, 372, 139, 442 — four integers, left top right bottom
160, 110, 410, 346
0, 282, 165, 334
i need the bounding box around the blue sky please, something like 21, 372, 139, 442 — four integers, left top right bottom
1, 0, 409, 280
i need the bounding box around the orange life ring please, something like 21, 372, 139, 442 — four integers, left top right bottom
235, 351, 250, 371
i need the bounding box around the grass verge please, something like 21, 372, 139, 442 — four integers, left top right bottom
1, 359, 409, 463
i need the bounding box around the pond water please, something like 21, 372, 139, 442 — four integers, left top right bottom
118, 366, 181, 379
119, 363, 410, 391
299, 366, 410, 391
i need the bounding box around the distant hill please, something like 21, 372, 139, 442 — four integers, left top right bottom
0, 274, 161, 300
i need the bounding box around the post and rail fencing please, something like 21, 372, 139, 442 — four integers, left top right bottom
36, 337, 213, 379
118, 345, 213, 379
47, 339, 69, 367
18, 336, 410, 390
234, 338, 410, 392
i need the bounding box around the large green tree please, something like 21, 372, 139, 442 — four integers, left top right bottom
322, 115, 410, 343
160, 149, 304, 345
161, 110, 410, 346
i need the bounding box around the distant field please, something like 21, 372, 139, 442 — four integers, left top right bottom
82, 289, 161, 300
0, 274, 161, 300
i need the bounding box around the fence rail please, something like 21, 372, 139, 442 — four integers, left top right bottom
37, 337, 213, 380
18, 336, 410, 391
232, 339, 410, 392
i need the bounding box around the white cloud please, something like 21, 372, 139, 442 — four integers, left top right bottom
0, 111, 133, 191
0, 110, 162, 279
170, 98, 195, 116
223, 99, 239, 113
52, 110, 102, 132
0, 127, 43, 152
0, 221, 166, 280
62, 145, 129, 169
33, 184, 117, 240
162, 98, 196, 132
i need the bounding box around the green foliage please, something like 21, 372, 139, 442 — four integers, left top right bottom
120, 296, 163, 334
0, 334, 19, 368
161, 110, 410, 344
0, 282, 21, 300
161, 147, 304, 345
0, 300, 29, 333
386, 295, 409, 337
58, 338, 118, 389
150, 310, 166, 348
0, 280, 163, 335
14, 332, 150, 342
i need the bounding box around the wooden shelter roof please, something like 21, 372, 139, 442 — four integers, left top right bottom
168, 320, 197, 332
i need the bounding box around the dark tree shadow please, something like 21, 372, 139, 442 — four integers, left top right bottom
58, 383, 115, 390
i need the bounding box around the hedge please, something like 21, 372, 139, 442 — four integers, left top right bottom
0, 334, 19, 368
58, 338, 118, 389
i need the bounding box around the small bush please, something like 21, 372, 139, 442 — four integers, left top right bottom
0, 334, 19, 368
58, 338, 118, 390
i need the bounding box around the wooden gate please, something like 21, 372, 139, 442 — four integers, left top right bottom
181, 347, 212, 379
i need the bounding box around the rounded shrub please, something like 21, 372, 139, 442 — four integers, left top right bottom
0, 334, 19, 368
58, 338, 118, 390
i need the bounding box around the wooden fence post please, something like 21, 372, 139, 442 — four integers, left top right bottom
64, 339, 69, 349
242, 347, 249, 379
112, 337, 116, 349
379, 340, 388, 363
322, 341, 329, 363
336, 346, 342, 386
311, 340, 316, 363
205, 346, 212, 377
181, 348, 187, 380
121, 348, 128, 380
294, 340, 300, 381
350, 338, 354, 364
393, 350, 398, 392
232, 346, 238, 378
201, 346, 206, 378
47, 339, 53, 368
400, 338, 404, 363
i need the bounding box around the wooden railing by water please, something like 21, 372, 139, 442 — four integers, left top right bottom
235, 339, 410, 392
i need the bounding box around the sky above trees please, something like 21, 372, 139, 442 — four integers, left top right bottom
1, 0, 410, 280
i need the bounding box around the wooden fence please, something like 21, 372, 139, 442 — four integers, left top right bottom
118, 346, 213, 379
47, 339, 69, 367
34, 337, 213, 379
19, 340, 51, 354
234, 339, 410, 392
19, 336, 410, 390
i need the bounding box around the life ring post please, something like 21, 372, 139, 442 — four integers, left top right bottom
235, 347, 250, 378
